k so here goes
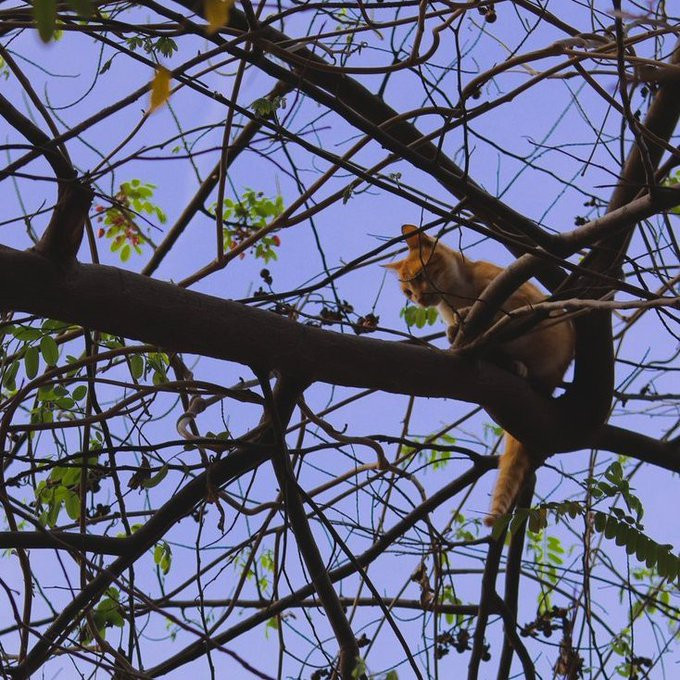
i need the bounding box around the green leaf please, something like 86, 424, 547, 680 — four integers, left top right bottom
645, 541, 657, 569
107, 607, 124, 628
40, 335, 59, 366
624, 530, 638, 555
661, 553, 677, 580
41, 319, 68, 331
129, 355, 144, 380
64, 491, 81, 520
24, 346, 40, 379
351, 658, 367, 679
426, 306, 439, 325
56, 465, 81, 488
657, 551, 671, 578
55, 396, 75, 410
95, 593, 124, 630
604, 515, 618, 540
635, 535, 648, 563
46, 497, 61, 527
2, 361, 19, 389
614, 522, 629, 547
72, 385, 88, 401
153, 541, 172, 575
605, 461, 623, 482
12, 326, 42, 342
141, 464, 168, 489
33, 0, 57, 42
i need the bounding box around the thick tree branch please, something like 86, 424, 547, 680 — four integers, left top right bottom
31, 180, 93, 263
0, 245, 606, 453
0, 92, 92, 263
593, 426, 680, 472
154, 5, 676, 462
0, 531, 128, 555
608, 39, 680, 213
3, 245, 678, 467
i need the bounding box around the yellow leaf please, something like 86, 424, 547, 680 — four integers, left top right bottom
149, 67, 171, 113
204, 0, 235, 35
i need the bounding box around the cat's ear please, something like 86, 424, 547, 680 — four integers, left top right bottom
380, 260, 402, 273
401, 224, 433, 250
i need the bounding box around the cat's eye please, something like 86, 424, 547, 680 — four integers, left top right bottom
404, 288, 413, 298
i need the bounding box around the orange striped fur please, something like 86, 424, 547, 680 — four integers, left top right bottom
385, 224, 575, 526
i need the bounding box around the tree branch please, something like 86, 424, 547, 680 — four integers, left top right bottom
496, 478, 536, 680
261, 376, 361, 679
468, 527, 505, 680
7, 378, 302, 680
0, 92, 92, 263
147, 462, 489, 676
0, 245, 605, 453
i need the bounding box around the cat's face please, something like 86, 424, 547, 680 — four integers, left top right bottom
384, 224, 444, 308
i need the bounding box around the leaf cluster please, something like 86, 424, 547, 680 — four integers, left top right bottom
212, 188, 284, 263
80, 588, 124, 643
96, 180, 166, 262
399, 304, 439, 329
34, 451, 100, 527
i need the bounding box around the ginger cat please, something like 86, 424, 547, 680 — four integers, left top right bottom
385, 224, 575, 526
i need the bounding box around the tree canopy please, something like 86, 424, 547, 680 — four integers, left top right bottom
0, 2, 679, 678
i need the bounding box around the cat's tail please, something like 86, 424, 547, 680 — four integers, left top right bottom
483, 434, 532, 527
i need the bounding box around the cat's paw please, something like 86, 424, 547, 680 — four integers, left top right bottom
446, 307, 472, 345
446, 322, 461, 344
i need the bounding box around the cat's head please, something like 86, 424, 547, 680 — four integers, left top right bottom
383, 224, 445, 308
